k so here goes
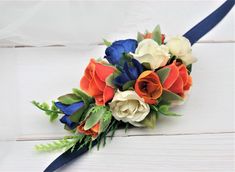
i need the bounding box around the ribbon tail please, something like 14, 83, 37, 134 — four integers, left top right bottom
184, 0, 234, 45
44, 140, 98, 172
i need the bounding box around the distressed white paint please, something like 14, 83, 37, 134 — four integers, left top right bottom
0, 0, 234, 47
0, 134, 234, 172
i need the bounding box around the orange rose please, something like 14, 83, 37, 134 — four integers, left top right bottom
80, 59, 116, 105
162, 61, 192, 97
135, 71, 163, 104
77, 122, 100, 138
143, 32, 165, 43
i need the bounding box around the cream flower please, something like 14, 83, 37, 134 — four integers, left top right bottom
132, 39, 170, 70
109, 90, 150, 127
166, 36, 197, 65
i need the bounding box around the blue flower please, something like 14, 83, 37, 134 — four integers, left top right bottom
105, 39, 138, 65
113, 58, 143, 88
55, 101, 84, 129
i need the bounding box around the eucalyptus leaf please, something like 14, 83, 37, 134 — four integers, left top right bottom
161, 90, 184, 103
137, 32, 144, 42
58, 94, 81, 105
142, 62, 152, 70
158, 105, 181, 116
84, 107, 106, 130
152, 25, 161, 45
156, 68, 170, 84
140, 111, 157, 128
99, 111, 112, 133
72, 88, 92, 105
103, 39, 112, 47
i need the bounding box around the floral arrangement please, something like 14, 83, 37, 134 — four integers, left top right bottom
33, 26, 196, 152
30, 1, 234, 171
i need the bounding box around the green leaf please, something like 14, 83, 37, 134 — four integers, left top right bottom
106, 72, 119, 88
69, 106, 86, 123
103, 39, 112, 47
72, 88, 92, 105
140, 111, 157, 128
156, 68, 170, 84
187, 64, 192, 74
58, 94, 82, 105
158, 105, 181, 116
150, 104, 158, 113
84, 107, 106, 130
69, 89, 93, 123
122, 80, 135, 90
161, 90, 184, 103
142, 62, 152, 70
152, 25, 162, 45
99, 110, 112, 133
50, 113, 58, 122
137, 32, 144, 42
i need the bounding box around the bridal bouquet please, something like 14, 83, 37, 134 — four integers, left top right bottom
33, 25, 196, 152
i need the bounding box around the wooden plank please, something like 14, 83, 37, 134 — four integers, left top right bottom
0, 43, 234, 140
0, 0, 234, 47
0, 133, 234, 172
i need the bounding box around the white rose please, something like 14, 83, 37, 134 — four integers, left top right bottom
166, 36, 197, 65
109, 90, 150, 127
132, 39, 170, 70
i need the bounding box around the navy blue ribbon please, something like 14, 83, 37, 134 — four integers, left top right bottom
184, 0, 234, 45
44, 1, 234, 171
44, 140, 98, 172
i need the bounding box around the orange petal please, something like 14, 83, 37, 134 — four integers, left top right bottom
94, 94, 104, 106
163, 63, 179, 89
103, 86, 115, 104
88, 79, 102, 96
184, 76, 192, 91
95, 63, 115, 81
138, 70, 152, 79
143, 97, 157, 105
144, 33, 153, 39
91, 123, 100, 133
178, 64, 189, 86
169, 76, 184, 95
94, 73, 105, 91
80, 76, 90, 93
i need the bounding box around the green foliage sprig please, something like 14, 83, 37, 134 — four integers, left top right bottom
35, 135, 84, 152
32, 101, 62, 122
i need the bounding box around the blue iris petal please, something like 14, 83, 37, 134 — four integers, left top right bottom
105, 45, 125, 65
113, 73, 131, 87
131, 58, 143, 74
55, 101, 84, 129
114, 39, 138, 52
60, 115, 77, 129
55, 102, 84, 116
105, 39, 138, 66
113, 58, 143, 88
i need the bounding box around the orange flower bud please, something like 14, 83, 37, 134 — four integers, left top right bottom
135, 71, 163, 104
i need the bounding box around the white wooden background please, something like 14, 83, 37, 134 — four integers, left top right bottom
0, 0, 234, 171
